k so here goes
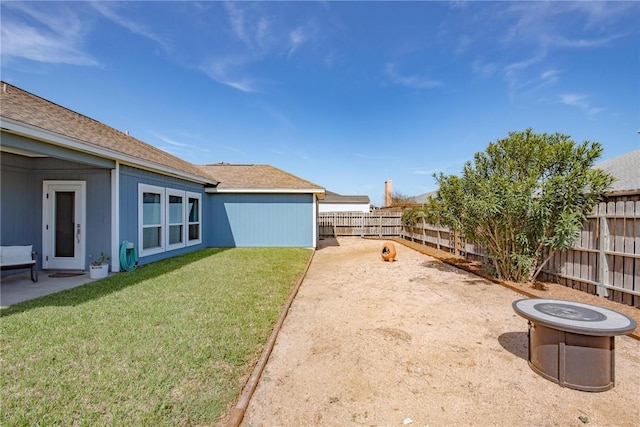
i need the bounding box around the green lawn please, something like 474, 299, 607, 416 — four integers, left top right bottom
1, 247, 312, 426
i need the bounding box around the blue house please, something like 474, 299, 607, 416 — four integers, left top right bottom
0, 82, 325, 274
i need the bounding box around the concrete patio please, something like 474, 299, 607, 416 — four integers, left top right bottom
1, 270, 99, 307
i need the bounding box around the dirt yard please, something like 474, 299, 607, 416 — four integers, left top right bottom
240, 238, 640, 426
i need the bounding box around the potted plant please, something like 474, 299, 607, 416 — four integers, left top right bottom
89, 252, 111, 279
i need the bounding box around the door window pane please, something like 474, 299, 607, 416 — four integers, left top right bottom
55, 191, 75, 257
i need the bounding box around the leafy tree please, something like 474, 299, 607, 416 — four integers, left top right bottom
432, 128, 614, 283
401, 207, 423, 227
390, 190, 413, 207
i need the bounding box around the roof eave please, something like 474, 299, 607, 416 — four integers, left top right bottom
205, 187, 325, 194
321, 200, 370, 204
1, 117, 218, 185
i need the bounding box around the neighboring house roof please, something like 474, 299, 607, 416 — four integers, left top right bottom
407, 190, 438, 205
406, 150, 640, 201
595, 149, 640, 195
321, 190, 370, 204
0, 82, 216, 185
199, 163, 325, 195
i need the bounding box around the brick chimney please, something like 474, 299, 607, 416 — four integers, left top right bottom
384, 180, 393, 207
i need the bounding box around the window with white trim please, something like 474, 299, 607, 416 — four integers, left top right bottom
187, 192, 202, 245
139, 184, 165, 255
138, 184, 202, 256
166, 189, 185, 249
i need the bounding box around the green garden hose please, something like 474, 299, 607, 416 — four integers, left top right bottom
119, 241, 138, 272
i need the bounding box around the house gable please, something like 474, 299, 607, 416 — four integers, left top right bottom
1, 82, 325, 269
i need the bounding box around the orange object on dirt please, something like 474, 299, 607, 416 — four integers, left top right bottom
381, 242, 396, 262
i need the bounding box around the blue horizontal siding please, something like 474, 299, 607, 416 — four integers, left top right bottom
119, 165, 207, 266
0, 153, 37, 248
1, 151, 111, 271
208, 193, 314, 247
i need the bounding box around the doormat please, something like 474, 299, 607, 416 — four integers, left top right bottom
48, 272, 86, 278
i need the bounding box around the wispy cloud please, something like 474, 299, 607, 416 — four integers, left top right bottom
268, 147, 308, 160
90, 2, 171, 52
502, 2, 629, 50
258, 103, 296, 130
494, 1, 636, 106
287, 27, 309, 57
542, 34, 623, 49
1, 1, 173, 67
202, 2, 321, 93
503, 52, 558, 101
224, 2, 316, 56
455, 34, 472, 55
410, 159, 466, 176
223, 145, 245, 155
558, 94, 604, 119
503, 52, 547, 79
225, 2, 249, 44
355, 153, 401, 161
148, 131, 214, 162
385, 63, 443, 90
200, 56, 259, 93
297, 151, 310, 161
201, 3, 274, 93
410, 169, 437, 176
507, 66, 560, 100
269, 148, 288, 156
0, 2, 98, 66
471, 59, 498, 78
150, 132, 196, 148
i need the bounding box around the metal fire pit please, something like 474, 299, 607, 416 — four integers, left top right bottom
512, 298, 637, 392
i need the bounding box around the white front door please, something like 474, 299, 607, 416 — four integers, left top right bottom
42, 181, 86, 270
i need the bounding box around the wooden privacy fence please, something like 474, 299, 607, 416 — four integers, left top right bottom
402, 200, 639, 307
318, 212, 402, 238
541, 200, 639, 307
322, 201, 639, 307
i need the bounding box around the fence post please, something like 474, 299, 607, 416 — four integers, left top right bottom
454, 229, 460, 256
379, 213, 382, 238
597, 215, 610, 297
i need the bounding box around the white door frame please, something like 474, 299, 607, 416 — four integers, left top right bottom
42, 180, 86, 270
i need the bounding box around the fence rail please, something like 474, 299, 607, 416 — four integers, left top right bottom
320, 201, 639, 307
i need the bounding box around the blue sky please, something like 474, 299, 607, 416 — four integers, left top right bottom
2, 1, 638, 206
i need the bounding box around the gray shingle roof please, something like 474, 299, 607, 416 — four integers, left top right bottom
0, 82, 216, 184
199, 163, 324, 191
595, 149, 640, 194
321, 190, 370, 204
407, 150, 640, 201
408, 190, 438, 205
